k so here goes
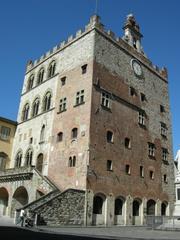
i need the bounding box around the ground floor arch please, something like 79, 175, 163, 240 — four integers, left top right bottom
132, 198, 142, 225
147, 199, 156, 216
0, 187, 9, 216
92, 193, 106, 225
114, 196, 125, 225
161, 201, 168, 216
11, 186, 28, 217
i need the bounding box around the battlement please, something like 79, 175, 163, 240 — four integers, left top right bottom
26, 15, 168, 80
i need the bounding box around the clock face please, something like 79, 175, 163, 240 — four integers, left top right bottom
132, 60, 142, 77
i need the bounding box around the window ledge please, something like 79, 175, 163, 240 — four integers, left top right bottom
101, 105, 111, 112
138, 123, 146, 129
74, 102, 85, 108
148, 155, 156, 160
162, 160, 169, 165
57, 109, 67, 114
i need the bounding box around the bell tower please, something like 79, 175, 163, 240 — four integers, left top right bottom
123, 14, 143, 53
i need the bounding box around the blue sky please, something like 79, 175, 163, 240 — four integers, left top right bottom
0, 0, 179, 156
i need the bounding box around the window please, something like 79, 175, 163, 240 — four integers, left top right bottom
149, 170, 154, 180
125, 138, 131, 149
106, 131, 113, 143
140, 93, 146, 102
177, 189, 180, 200
75, 90, 84, 105
162, 148, 168, 162
71, 128, 78, 139
148, 143, 155, 157
140, 166, 144, 178
160, 105, 165, 113
48, 61, 56, 78
40, 125, 45, 143
130, 87, 136, 97
125, 164, 130, 175
29, 137, 33, 144
61, 76, 66, 86
161, 123, 167, 137
43, 92, 51, 111
115, 198, 123, 215
101, 92, 110, 109
93, 195, 104, 214
59, 98, 67, 112
163, 174, 167, 183
32, 98, 40, 117
107, 160, 113, 171
15, 151, 22, 168
37, 68, 44, 85
138, 111, 145, 126
25, 148, 33, 167
0, 126, 11, 141
81, 64, 87, 74
22, 103, 30, 121
57, 132, 63, 142
69, 156, 76, 167
27, 75, 34, 91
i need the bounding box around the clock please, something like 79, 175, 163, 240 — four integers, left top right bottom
131, 59, 143, 77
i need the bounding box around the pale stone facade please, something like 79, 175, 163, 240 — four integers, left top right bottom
0, 14, 175, 226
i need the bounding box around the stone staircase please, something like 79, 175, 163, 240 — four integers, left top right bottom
20, 189, 85, 226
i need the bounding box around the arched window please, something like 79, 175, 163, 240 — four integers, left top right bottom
25, 148, 33, 167
133, 199, 141, 216
69, 156, 76, 167
57, 132, 63, 142
40, 125, 45, 143
71, 128, 78, 139
161, 202, 167, 216
36, 153, 43, 173
37, 68, 44, 85
43, 92, 51, 112
48, 61, 56, 78
93, 195, 104, 214
27, 74, 34, 91
32, 98, 40, 117
22, 103, 30, 121
115, 198, 123, 215
147, 199, 156, 215
15, 151, 22, 168
107, 131, 113, 143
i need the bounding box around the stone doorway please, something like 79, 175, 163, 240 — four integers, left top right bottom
11, 186, 28, 217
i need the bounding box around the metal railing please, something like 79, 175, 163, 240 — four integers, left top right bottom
146, 215, 180, 230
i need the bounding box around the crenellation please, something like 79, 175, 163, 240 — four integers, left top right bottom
76, 29, 83, 37
107, 30, 115, 39
68, 35, 74, 43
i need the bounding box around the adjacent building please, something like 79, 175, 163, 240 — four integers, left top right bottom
0, 14, 175, 225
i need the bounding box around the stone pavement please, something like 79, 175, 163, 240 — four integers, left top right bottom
0, 215, 15, 226
37, 226, 180, 240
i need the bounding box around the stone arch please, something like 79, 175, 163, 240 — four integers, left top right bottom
0, 187, 9, 216
161, 201, 168, 216
147, 199, 156, 215
14, 149, 23, 168
47, 60, 56, 78
42, 89, 52, 112
24, 147, 33, 166
37, 67, 45, 85
31, 96, 40, 117
114, 196, 125, 225
132, 198, 142, 225
11, 186, 28, 217
92, 193, 106, 225
36, 153, 44, 173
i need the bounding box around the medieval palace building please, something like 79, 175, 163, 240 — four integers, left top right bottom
0, 14, 175, 226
